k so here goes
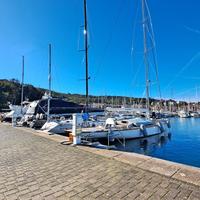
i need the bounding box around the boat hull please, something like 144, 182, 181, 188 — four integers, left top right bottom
41, 121, 72, 134
81, 125, 163, 140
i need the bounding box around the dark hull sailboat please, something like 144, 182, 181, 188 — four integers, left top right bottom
20, 98, 103, 128
26, 98, 103, 117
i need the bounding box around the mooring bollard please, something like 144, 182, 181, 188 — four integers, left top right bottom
12, 115, 17, 127
72, 114, 81, 145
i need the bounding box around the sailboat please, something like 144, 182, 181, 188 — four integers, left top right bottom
178, 110, 190, 118
41, 44, 73, 133
3, 56, 29, 122
80, 0, 171, 140
40, 0, 102, 134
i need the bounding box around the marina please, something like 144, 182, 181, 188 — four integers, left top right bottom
2, 108, 200, 170
0, 0, 200, 199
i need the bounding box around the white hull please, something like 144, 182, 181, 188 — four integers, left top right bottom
190, 113, 200, 118
179, 114, 189, 118
110, 125, 161, 139
41, 120, 72, 134
178, 111, 190, 118
81, 120, 170, 139
81, 123, 168, 140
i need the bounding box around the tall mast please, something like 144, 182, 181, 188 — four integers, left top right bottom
84, 0, 89, 112
48, 44, 52, 97
112, 97, 114, 107
196, 86, 198, 111
21, 56, 24, 114
47, 44, 52, 121
142, 0, 150, 115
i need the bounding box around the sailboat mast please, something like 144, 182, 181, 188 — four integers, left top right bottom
142, 0, 150, 114
196, 86, 198, 111
84, 0, 89, 112
48, 44, 52, 97
47, 44, 52, 121
21, 56, 24, 114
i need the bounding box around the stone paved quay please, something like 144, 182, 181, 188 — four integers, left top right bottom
0, 123, 200, 200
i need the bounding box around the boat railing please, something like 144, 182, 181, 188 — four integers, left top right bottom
107, 126, 126, 149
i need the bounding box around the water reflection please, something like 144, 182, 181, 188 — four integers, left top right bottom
97, 118, 200, 167
112, 132, 171, 155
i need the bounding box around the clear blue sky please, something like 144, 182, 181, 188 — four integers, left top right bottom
1, 0, 200, 101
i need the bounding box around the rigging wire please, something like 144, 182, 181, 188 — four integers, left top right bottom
130, 0, 149, 98
144, 0, 162, 100
130, 0, 162, 102
131, 59, 144, 88
138, 88, 146, 106
130, 0, 142, 92
131, 0, 140, 58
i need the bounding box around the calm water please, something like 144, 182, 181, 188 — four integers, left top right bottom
113, 117, 200, 168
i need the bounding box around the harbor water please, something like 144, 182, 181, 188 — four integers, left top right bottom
113, 117, 200, 168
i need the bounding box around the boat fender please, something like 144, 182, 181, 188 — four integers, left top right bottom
36, 113, 40, 120
156, 121, 164, 133
60, 116, 65, 121
140, 124, 147, 137
39, 113, 44, 120
166, 120, 171, 128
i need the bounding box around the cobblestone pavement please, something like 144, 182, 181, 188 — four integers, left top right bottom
0, 124, 200, 200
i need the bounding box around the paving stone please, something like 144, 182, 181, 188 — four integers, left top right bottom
31, 195, 44, 200
0, 194, 5, 200
154, 187, 168, 197
0, 123, 200, 200
4, 189, 18, 197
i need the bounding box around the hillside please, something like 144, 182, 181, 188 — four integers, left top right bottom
0, 79, 89, 109
0, 79, 43, 109
0, 79, 185, 111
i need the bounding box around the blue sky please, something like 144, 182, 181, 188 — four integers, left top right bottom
1, 0, 200, 101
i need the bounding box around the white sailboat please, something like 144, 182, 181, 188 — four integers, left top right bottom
178, 110, 190, 118
41, 44, 72, 134
80, 0, 170, 140
41, 118, 72, 134
80, 117, 170, 140
3, 56, 28, 122
189, 111, 200, 117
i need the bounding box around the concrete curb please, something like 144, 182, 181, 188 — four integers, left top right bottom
77, 146, 200, 187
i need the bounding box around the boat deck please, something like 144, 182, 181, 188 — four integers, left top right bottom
81, 123, 157, 133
